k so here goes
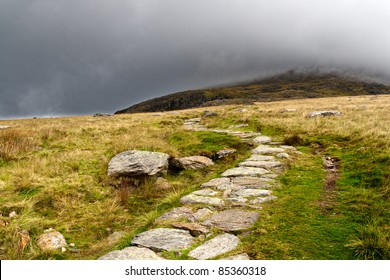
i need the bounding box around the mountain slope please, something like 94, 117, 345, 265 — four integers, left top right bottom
115, 71, 390, 114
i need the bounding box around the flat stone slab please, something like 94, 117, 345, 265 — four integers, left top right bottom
188, 233, 240, 260
220, 253, 250, 260
190, 208, 214, 222
131, 228, 194, 251
0, 125, 11, 129
180, 194, 225, 207
239, 160, 282, 169
307, 110, 342, 117
231, 176, 275, 186
191, 189, 219, 196
247, 155, 275, 161
156, 207, 193, 222
232, 189, 272, 198
252, 145, 285, 155
221, 167, 269, 177
201, 177, 231, 188
253, 136, 272, 144
201, 210, 260, 231
172, 156, 214, 170
98, 247, 165, 260
250, 196, 278, 204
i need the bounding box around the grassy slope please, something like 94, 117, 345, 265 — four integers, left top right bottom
1, 94, 389, 260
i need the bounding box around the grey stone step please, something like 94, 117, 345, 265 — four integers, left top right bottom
98, 246, 165, 260
201, 210, 260, 231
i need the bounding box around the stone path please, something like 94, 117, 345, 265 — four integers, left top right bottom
99, 117, 298, 260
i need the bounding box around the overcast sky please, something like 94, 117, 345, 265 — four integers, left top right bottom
1, 0, 389, 118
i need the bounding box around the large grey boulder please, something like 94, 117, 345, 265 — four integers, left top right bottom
172, 156, 214, 170
131, 228, 194, 251
98, 247, 165, 260
188, 233, 240, 260
108, 150, 169, 177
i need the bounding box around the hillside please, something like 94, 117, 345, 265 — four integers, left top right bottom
115, 71, 390, 114
0, 95, 389, 260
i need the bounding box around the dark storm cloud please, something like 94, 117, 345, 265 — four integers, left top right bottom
1, 0, 389, 118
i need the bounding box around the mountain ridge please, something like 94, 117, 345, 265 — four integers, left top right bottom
115, 71, 390, 114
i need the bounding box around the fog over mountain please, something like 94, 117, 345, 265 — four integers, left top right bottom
0, 0, 389, 118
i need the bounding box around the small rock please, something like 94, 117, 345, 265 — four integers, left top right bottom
232, 189, 272, 198
108, 150, 170, 177
191, 189, 219, 196
221, 167, 269, 177
131, 228, 194, 251
93, 113, 112, 117
98, 247, 165, 260
201, 210, 260, 231
188, 233, 240, 260
37, 230, 67, 251
180, 194, 225, 207
216, 149, 236, 159
202, 110, 218, 117
0, 125, 11, 129
172, 156, 214, 170
276, 153, 290, 159
61, 247, 67, 253
171, 222, 210, 237
156, 207, 193, 222
9, 211, 17, 218
246, 155, 275, 161
155, 177, 171, 190
69, 243, 75, 247
307, 111, 342, 117
235, 108, 248, 113
253, 136, 272, 144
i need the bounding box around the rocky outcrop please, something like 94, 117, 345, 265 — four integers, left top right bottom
108, 150, 169, 177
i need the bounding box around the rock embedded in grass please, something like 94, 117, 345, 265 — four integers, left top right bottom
107, 150, 169, 177
171, 156, 214, 170
307, 111, 343, 117
98, 247, 165, 260
131, 228, 194, 251
188, 233, 240, 260
221, 166, 269, 177
201, 210, 260, 231
37, 230, 67, 251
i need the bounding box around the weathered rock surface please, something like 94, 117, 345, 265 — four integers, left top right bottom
239, 160, 282, 169
171, 222, 209, 236
232, 189, 272, 198
37, 230, 67, 251
221, 167, 269, 177
180, 194, 225, 207
220, 253, 250, 260
201, 177, 231, 188
246, 155, 275, 161
131, 228, 194, 251
0, 125, 11, 129
217, 149, 236, 159
307, 110, 342, 117
191, 189, 219, 196
201, 210, 260, 231
108, 150, 169, 177
276, 152, 290, 158
190, 208, 214, 222
253, 136, 272, 144
98, 247, 165, 260
172, 156, 214, 170
202, 110, 218, 117
231, 176, 275, 186
156, 207, 193, 222
250, 196, 278, 204
188, 233, 240, 260
228, 124, 249, 128
252, 145, 285, 155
